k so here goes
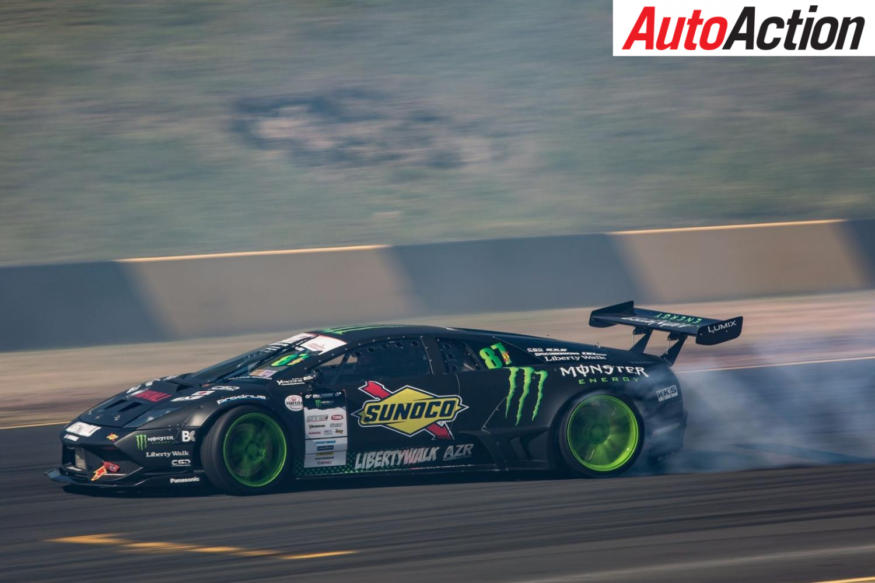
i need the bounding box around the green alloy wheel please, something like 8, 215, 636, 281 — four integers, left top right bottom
559, 393, 643, 477
202, 406, 289, 495
223, 412, 287, 487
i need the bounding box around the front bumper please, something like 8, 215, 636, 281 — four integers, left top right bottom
53, 422, 203, 490
47, 465, 206, 490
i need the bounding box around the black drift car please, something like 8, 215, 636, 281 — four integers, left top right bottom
48, 302, 742, 494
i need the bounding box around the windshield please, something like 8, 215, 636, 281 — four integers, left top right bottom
188, 333, 346, 383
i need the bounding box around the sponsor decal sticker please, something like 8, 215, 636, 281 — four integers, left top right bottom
106, 433, 119, 442
248, 368, 278, 379
707, 320, 738, 334
300, 335, 346, 354
354, 446, 440, 470
505, 367, 548, 425
171, 459, 192, 467
131, 389, 171, 403
63, 433, 79, 442
135, 434, 148, 450
284, 394, 303, 412
656, 385, 679, 402
526, 348, 607, 362
302, 392, 348, 444
622, 316, 690, 329
276, 376, 315, 386
216, 394, 268, 405
653, 312, 702, 325
442, 443, 475, 462
171, 390, 214, 402
353, 381, 467, 440
210, 385, 239, 391
560, 364, 649, 379
614, 0, 874, 56
303, 438, 348, 468
169, 476, 201, 484
66, 421, 100, 437
91, 461, 120, 481
351, 444, 474, 471
181, 430, 196, 443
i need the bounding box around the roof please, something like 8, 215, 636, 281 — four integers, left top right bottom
314, 323, 558, 344
315, 324, 460, 342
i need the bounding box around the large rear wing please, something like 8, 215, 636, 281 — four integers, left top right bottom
589, 301, 742, 364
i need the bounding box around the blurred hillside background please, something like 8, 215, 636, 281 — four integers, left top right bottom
2, 0, 874, 266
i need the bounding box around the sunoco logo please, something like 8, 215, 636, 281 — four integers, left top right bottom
614, 1, 874, 56
353, 381, 467, 440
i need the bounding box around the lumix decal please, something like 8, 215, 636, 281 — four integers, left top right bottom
706, 320, 738, 334
353, 381, 467, 440
505, 367, 548, 425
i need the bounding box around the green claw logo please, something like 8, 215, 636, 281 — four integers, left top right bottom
505, 367, 548, 425
135, 434, 147, 450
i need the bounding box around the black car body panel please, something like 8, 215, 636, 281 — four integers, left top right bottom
50, 304, 741, 489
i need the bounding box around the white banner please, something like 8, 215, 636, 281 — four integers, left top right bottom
614, 0, 875, 56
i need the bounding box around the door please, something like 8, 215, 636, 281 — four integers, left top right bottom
310, 337, 465, 471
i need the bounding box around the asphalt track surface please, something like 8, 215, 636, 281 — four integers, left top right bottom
2, 359, 874, 583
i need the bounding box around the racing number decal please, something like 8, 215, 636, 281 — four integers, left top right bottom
479, 342, 512, 369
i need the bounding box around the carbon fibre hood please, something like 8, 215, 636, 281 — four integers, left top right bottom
77, 379, 190, 428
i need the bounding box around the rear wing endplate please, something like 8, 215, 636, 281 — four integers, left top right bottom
589, 301, 743, 364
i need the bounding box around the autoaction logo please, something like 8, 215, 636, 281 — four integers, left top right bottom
353, 381, 467, 440
505, 367, 548, 426
614, 1, 875, 56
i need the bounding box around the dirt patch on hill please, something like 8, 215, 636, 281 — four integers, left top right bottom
232, 89, 505, 169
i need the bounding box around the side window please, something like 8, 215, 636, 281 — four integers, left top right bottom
435, 338, 484, 374
315, 338, 430, 384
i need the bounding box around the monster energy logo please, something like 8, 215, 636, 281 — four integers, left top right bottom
135, 434, 147, 450
505, 367, 548, 425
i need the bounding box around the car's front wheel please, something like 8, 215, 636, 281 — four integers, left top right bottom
558, 392, 643, 478
201, 406, 290, 495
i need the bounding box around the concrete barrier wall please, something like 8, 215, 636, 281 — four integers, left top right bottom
1, 219, 872, 351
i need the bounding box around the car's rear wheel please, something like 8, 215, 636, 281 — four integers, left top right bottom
201, 406, 290, 495
558, 392, 643, 477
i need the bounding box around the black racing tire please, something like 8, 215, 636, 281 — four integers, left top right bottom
201, 406, 291, 495
557, 391, 644, 478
